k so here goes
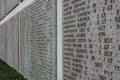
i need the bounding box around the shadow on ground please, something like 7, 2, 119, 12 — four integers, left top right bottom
0, 59, 27, 80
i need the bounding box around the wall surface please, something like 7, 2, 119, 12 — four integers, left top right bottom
0, 0, 34, 25
0, 0, 58, 80
62, 0, 120, 80
0, 0, 120, 80
19, 0, 57, 79
5, 14, 19, 71
0, 0, 5, 20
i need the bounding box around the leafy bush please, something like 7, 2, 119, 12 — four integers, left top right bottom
0, 59, 27, 80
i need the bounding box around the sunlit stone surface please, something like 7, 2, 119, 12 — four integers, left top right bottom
0, 0, 120, 80
0, 0, 5, 20
0, 24, 5, 61
5, 14, 19, 71
62, 0, 120, 80
19, 8, 29, 77
5, 0, 19, 14
19, 0, 57, 79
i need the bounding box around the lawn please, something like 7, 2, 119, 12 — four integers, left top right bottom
0, 59, 27, 80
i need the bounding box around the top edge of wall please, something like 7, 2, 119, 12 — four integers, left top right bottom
0, 0, 34, 25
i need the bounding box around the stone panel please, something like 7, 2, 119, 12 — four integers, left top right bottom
62, 0, 120, 80
0, 0, 5, 20
5, 0, 19, 14
0, 24, 5, 61
19, 0, 57, 79
19, 8, 29, 77
5, 14, 19, 71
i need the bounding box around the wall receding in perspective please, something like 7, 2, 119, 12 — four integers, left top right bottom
0, 24, 5, 61
5, 14, 19, 71
5, 0, 19, 14
0, 0, 57, 80
19, 8, 29, 78
0, 0, 120, 80
19, 0, 57, 80
0, 0, 5, 20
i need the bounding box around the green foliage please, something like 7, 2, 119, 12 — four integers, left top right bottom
0, 59, 27, 80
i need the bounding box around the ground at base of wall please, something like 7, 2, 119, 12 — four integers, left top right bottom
0, 59, 27, 80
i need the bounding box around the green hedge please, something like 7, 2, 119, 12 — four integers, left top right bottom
0, 59, 27, 80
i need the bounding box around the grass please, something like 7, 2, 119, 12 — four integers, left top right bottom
0, 59, 27, 80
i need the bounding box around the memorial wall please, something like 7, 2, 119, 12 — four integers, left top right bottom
0, 0, 5, 20
0, 24, 5, 61
5, 0, 19, 14
0, 0, 20, 20
0, 0, 57, 79
0, 0, 120, 80
19, 0, 57, 79
19, 8, 29, 77
5, 14, 19, 71
62, 0, 120, 80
